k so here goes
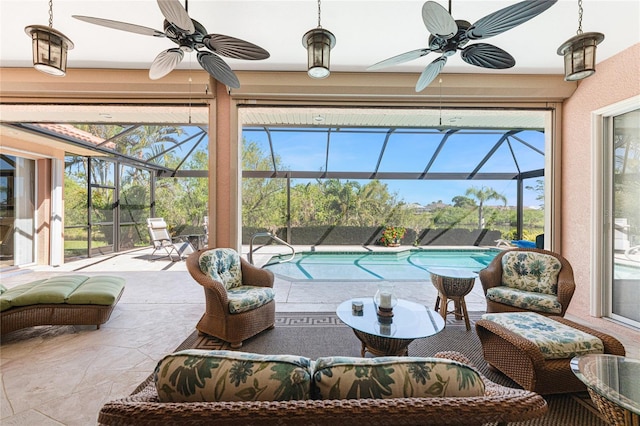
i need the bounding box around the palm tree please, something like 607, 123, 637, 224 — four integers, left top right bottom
465, 186, 507, 229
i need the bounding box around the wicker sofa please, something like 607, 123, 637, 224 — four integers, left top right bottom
98, 350, 547, 426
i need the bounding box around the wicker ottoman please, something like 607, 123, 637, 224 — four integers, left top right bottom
475, 312, 626, 394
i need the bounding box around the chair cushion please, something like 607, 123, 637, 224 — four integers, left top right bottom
227, 286, 275, 314
199, 248, 242, 290
312, 356, 485, 400
486, 287, 563, 314
155, 350, 313, 402
501, 251, 561, 295
481, 312, 604, 359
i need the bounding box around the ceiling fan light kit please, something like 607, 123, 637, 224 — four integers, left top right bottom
557, 0, 604, 81
367, 0, 557, 92
25, 0, 74, 77
303, 0, 335, 79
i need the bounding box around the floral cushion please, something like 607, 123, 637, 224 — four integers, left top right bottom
482, 312, 604, 360
501, 251, 562, 295
199, 248, 242, 290
155, 350, 313, 402
486, 287, 562, 314
227, 286, 275, 314
312, 356, 485, 400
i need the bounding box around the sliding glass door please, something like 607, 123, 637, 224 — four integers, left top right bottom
609, 108, 640, 326
0, 155, 35, 267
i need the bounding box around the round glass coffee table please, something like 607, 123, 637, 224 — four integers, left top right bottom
571, 354, 640, 426
336, 298, 445, 357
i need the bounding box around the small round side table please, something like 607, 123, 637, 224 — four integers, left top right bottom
428, 267, 478, 330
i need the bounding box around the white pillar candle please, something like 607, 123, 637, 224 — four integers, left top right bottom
379, 291, 392, 309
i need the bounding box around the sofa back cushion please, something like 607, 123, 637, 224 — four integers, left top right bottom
199, 248, 242, 290
312, 356, 485, 400
501, 251, 561, 295
155, 350, 313, 402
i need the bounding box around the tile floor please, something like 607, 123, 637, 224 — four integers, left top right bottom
0, 246, 638, 425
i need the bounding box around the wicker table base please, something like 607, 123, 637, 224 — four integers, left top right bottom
588, 388, 640, 426
352, 329, 414, 357
571, 355, 640, 426
429, 268, 477, 331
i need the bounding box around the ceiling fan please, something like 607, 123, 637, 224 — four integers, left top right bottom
72, 0, 269, 88
368, 0, 557, 92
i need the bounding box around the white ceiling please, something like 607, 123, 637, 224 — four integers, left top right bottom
1, 0, 638, 78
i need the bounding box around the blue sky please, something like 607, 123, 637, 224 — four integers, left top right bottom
242, 127, 545, 207
128, 124, 544, 207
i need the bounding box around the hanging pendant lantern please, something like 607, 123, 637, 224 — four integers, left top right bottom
25, 0, 74, 77
302, 0, 336, 79
557, 0, 603, 81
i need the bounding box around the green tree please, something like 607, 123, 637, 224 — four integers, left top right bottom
451, 195, 475, 208
525, 179, 545, 208
75, 124, 184, 168
465, 186, 507, 229
242, 140, 286, 228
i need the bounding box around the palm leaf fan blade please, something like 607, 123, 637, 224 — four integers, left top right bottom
149, 48, 184, 80
157, 0, 195, 34
422, 1, 457, 39
203, 34, 270, 60
367, 48, 433, 71
197, 51, 240, 89
415, 56, 447, 92
467, 0, 557, 40
460, 44, 515, 69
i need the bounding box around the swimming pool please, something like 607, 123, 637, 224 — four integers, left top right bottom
263, 249, 500, 281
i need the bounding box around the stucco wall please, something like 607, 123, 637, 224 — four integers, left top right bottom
562, 44, 640, 341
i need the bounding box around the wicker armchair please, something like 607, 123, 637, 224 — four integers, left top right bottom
186, 248, 275, 348
480, 248, 576, 317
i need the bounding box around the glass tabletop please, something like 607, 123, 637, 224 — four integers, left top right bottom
571, 354, 640, 415
427, 267, 479, 279
336, 298, 445, 339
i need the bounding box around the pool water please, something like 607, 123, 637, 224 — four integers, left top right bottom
263, 249, 500, 281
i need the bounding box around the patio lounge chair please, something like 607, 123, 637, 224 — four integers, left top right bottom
147, 218, 195, 261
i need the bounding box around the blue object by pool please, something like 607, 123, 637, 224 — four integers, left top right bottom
511, 240, 537, 248
263, 249, 500, 281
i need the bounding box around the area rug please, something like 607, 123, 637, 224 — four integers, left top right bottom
167, 312, 606, 426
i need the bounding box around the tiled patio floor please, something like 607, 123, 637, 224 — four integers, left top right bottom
0, 246, 637, 425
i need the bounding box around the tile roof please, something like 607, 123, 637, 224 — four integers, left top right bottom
33, 123, 116, 150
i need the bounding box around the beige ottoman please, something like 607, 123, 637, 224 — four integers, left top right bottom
475, 312, 626, 394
